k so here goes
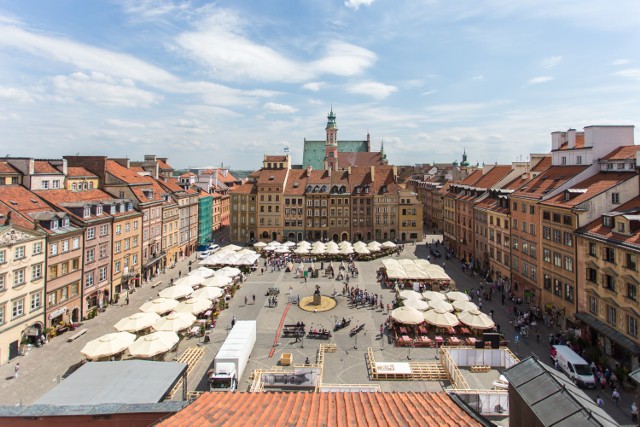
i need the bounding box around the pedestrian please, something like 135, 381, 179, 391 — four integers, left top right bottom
261, 267, 264, 275
631, 401, 638, 422
244, 296, 248, 306
231, 316, 236, 328
14, 363, 20, 378
126, 294, 129, 305
612, 388, 620, 406
252, 294, 256, 305
600, 375, 607, 390
596, 396, 604, 408
380, 324, 384, 337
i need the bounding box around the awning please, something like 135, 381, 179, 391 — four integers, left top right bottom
144, 252, 167, 268
576, 312, 640, 353
48, 307, 67, 319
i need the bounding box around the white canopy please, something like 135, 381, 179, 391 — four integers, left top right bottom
282, 241, 296, 247
267, 241, 281, 247
423, 291, 447, 301
355, 246, 371, 255
128, 331, 179, 358
390, 306, 424, 325
189, 267, 215, 279
325, 246, 340, 254
174, 275, 205, 288
216, 266, 241, 277
368, 241, 382, 248
353, 241, 367, 248
452, 300, 479, 312
253, 241, 267, 249
81, 332, 136, 360
311, 246, 326, 255
423, 308, 460, 327
174, 298, 212, 315
446, 291, 471, 302
340, 247, 354, 255
427, 299, 454, 312
381, 241, 397, 248
294, 246, 310, 254
380, 258, 453, 282
114, 312, 160, 332
457, 309, 495, 330
275, 246, 290, 253
159, 285, 194, 300
139, 298, 179, 314
325, 241, 339, 250
403, 298, 430, 311
398, 290, 423, 300
338, 241, 352, 249
192, 286, 224, 300
152, 312, 196, 332
202, 275, 232, 288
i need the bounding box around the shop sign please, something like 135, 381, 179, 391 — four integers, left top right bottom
48, 306, 67, 319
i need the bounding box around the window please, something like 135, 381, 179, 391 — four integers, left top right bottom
72, 237, 80, 249
99, 266, 107, 282
553, 252, 562, 267
87, 227, 96, 239
587, 268, 597, 283
33, 242, 42, 255
605, 247, 615, 263
543, 226, 551, 240
14, 246, 25, 259
627, 282, 637, 301
85, 272, 94, 287
553, 279, 562, 297
114, 261, 121, 274
589, 243, 597, 256
114, 242, 121, 254
564, 256, 574, 272
30, 292, 41, 311
133, 220, 139, 230
530, 224, 535, 235
530, 243, 536, 259
564, 283, 574, 302
607, 305, 617, 326
0, 250, 4, 263
604, 274, 616, 292
0, 273, 4, 291
553, 229, 561, 243
628, 315, 638, 338
12, 298, 24, 319
31, 263, 42, 280
512, 202, 518, 211
589, 296, 598, 315
50, 243, 58, 256
86, 248, 95, 262
626, 253, 637, 271
115, 225, 121, 235
612, 193, 620, 204
563, 232, 573, 247
13, 268, 25, 286
0, 305, 4, 325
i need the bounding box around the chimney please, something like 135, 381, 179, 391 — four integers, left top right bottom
393, 165, 398, 182
347, 166, 351, 175
370, 166, 375, 182
567, 129, 576, 149
550, 131, 565, 151
306, 166, 312, 176
366, 132, 371, 152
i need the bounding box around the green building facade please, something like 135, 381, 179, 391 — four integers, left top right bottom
198, 195, 213, 247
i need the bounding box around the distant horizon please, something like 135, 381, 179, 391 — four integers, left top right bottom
0, 1, 639, 169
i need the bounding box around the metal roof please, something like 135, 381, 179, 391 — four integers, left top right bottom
0, 402, 187, 417
503, 357, 617, 427
36, 360, 187, 406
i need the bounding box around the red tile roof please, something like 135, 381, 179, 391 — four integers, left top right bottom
158, 392, 481, 427
34, 160, 62, 174
471, 165, 512, 189
0, 161, 20, 174
67, 167, 98, 178
231, 183, 257, 195
531, 156, 552, 173
338, 151, 384, 167
580, 196, 640, 249
541, 172, 637, 208
106, 160, 147, 184
264, 155, 288, 162
511, 166, 588, 200
601, 145, 640, 160
0, 185, 52, 213
157, 160, 173, 171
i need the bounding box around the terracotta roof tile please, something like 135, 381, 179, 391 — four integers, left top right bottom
66, 166, 98, 178
157, 160, 173, 170
338, 151, 384, 167
231, 183, 257, 195
34, 160, 62, 174
580, 196, 640, 249
158, 392, 481, 427
471, 165, 512, 189
0, 161, 20, 174
459, 170, 483, 185
541, 172, 636, 208
106, 160, 147, 184
531, 156, 552, 172
257, 169, 289, 185
264, 155, 288, 162
511, 165, 588, 200
0, 185, 52, 213
601, 145, 640, 160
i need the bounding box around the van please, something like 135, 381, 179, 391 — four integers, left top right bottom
550, 345, 596, 388
208, 244, 220, 252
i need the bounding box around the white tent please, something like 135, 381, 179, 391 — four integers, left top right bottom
159, 285, 193, 300
381, 241, 397, 249
282, 241, 296, 247
174, 298, 213, 315
139, 298, 179, 314
294, 246, 310, 254
174, 275, 205, 288
253, 241, 267, 249
189, 267, 215, 279
114, 312, 160, 333
403, 298, 430, 311
423, 308, 459, 327
428, 299, 454, 312
457, 309, 495, 330
203, 275, 232, 288
81, 332, 136, 360
128, 331, 179, 358
152, 312, 196, 332
192, 286, 224, 300
446, 291, 471, 302
423, 291, 447, 301
390, 306, 424, 325
355, 246, 371, 255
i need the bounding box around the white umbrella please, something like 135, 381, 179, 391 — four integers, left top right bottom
152, 312, 196, 332
325, 241, 339, 250
225, 244, 242, 252
262, 246, 275, 252
190, 267, 215, 279
381, 241, 397, 248
294, 246, 310, 254
340, 247, 354, 255
403, 298, 430, 311
128, 331, 179, 358
253, 241, 267, 249
353, 241, 367, 248
423, 308, 460, 328
174, 298, 212, 315
217, 266, 241, 277
174, 275, 204, 288
297, 241, 311, 248
139, 298, 179, 314
398, 290, 423, 300
446, 291, 471, 302
325, 246, 340, 254
192, 286, 224, 300
275, 246, 290, 254
267, 240, 281, 247
452, 300, 479, 312
283, 241, 296, 247
355, 246, 370, 255
203, 275, 232, 288
81, 332, 136, 360
368, 241, 382, 248
457, 309, 495, 330
114, 312, 160, 332
390, 306, 425, 325
338, 241, 352, 249
159, 284, 194, 299
368, 245, 381, 252
311, 246, 326, 255
423, 291, 447, 301
428, 299, 454, 312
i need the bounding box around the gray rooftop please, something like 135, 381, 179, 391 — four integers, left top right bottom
36, 360, 187, 406
503, 357, 617, 427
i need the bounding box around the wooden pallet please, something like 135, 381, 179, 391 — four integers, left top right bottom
409, 362, 450, 380
470, 365, 491, 373
166, 346, 205, 399
366, 348, 378, 380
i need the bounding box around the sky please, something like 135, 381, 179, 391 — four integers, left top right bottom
0, 0, 639, 170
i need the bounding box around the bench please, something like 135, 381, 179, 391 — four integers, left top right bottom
67, 329, 88, 342
151, 281, 162, 288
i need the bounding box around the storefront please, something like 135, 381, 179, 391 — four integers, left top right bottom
48, 306, 68, 327
577, 312, 640, 371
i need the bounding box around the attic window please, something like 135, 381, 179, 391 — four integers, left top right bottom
31, 199, 39, 204
143, 189, 154, 199
96, 205, 103, 215
293, 182, 299, 188
9, 200, 17, 205
83, 206, 91, 217
62, 218, 69, 227
269, 176, 275, 181
51, 220, 58, 230
603, 216, 613, 227
355, 187, 361, 194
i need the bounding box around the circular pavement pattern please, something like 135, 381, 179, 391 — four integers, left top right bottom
298, 295, 337, 312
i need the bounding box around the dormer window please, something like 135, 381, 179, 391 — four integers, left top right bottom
603, 216, 613, 228
51, 220, 58, 230
127, 203, 133, 211
120, 203, 125, 212
62, 218, 69, 227
564, 192, 571, 201
618, 222, 626, 233
96, 205, 103, 215
355, 187, 361, 194
83, 206, 91, 217
364, 186, 370, 194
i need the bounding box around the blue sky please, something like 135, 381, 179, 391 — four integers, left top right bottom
0, 0, 639, 169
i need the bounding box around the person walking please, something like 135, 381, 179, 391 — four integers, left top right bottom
231, 316, 236, 328
631, 401, 637, 422
14, 363, 20, 378
596, 396, 604, 408
244, 296, 248, 306
252, 294, 256, 305
612, 388, 620, 406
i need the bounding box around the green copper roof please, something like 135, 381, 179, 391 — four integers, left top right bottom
303, 140, 369, 170
326, 108, 337, 129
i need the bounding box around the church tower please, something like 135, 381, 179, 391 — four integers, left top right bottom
324, 108, 339, 171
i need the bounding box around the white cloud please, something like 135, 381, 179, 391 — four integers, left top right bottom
611, 59, 631, 66
528, 76, 554, 84
421, 90, 437, 96
0, 86, 34, 103
541, 55, 562, 69
120, 0, 189, 18
51, 72, 162, 107
345, 0, 375, 11
614, 68, 640, 80
346, 81, 397, 99
106, 119, 146, 129
264, 102, 298, 114
302, 82, 323, 91
175, 9, 376, 82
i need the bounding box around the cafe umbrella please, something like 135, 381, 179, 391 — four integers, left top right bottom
114, 312, 161, 333
139, 297, 179, 315
81, 332, 136, 360
390, 306, 425, 325
128, 331, 179, 359
423, 308, 460, 328
457, 309, 495, 330
152, 312, 196, 332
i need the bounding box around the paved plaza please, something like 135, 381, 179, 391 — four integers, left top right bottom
0, 234, 635, 425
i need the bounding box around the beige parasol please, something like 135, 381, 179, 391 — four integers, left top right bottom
81, 332, 136, 360
174, 298, 212, 315
139, 297, 179, 314
446, 291, 471, 302
428, 299, 454, 312
152, 312, 196, 332
203, 275, 232, 288
114, 312, 160, 332
423, 308, 460, 327
403, 298, 430, 311
159, 284, 194, 299
457, 309, 495, 330
452, 300, 479, 312
174, 275, 205, 288
423, 291, 447, 301
390, 306, 425, 325
398, 290, 423, 301
128, 331, 179, 358
192, 286, 224, 300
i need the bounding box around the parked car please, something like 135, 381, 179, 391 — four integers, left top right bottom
199, 250, 214, 260
430, 247, 441, 258
208, 244, 220, 252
